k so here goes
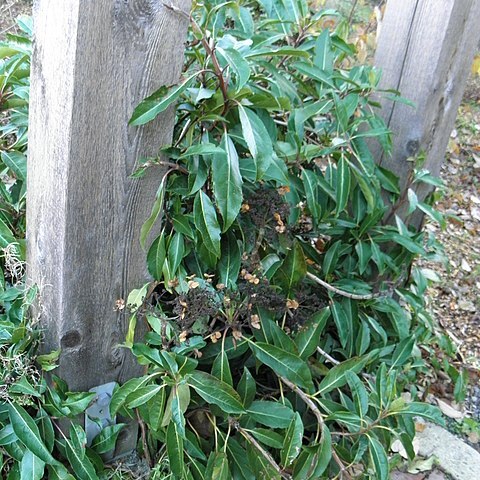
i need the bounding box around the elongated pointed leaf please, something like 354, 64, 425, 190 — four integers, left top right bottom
8, 403, 57, 466
295, 307, 330, 359
368, 436, 389, 480
166, 421, 184, 477
65, 430, 98, 480
147, 231, 166, 280
91, 424, 125, 454
217, 232, 241, 289
336, 156, 350, 214
140, 177, 166, 249
212, 135, 243, 232
20, 450, 45, 480
247, 400, 294, 428
238, 105, 273, 179
281, 412, 303, 467
273, 240, 307, 294
217, 47, 250, 91
193, 191, 221, 258
168, 232, 185, 275
130, 72, 198, 126
188, 371, 244, 414
317, 356, 369, 395
125, 385, 164, 409
249, 342, 313, 390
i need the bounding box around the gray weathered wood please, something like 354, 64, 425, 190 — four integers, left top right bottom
27, 0, 191, 452
373, 0, 480, 225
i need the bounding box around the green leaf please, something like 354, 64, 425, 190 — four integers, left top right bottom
217, 232, 241, 289
249, 341, 313, 390
110, 375, 156, 416
168, 232, 185, 275
65, 427, 98, 480
147, 386, 166, 431
217, 47, 250, 91
188, 371, 244, 414
140, 177, 166, 249
292, 61, 336, 88
7, 403, 57, 466
302, 169, 321, 221
212, 134, 243, 232
20, 450, 45, 480
47, 464, 76, 480
368, 435, 389, 480
251, 429, 285, 449
307, 426, 332, 479
238, 105, 274, 179
314, 29, 333, 73
295, 308, 330, 359
281, 412, 304, 467
335, 156, 350, 214
272, 240, 307, 294
346, 372, 368, 417
193, 191, 221, 258
125, 384, 164, 409
1, 151, 27, 181
237, 367, 256, 408
129, 71, 198, 126
205, 451, 230, 480
317, 356, 369, 395
395, 402, 445, 425
0, 217, 17, 249
91, 424, 125, 454
389, 337, 415, 372
147, 232, 166, 280
166, 421, 184, 478
0, 425, 17, 446
247, 400, 294, 428
212, 351, 233, 387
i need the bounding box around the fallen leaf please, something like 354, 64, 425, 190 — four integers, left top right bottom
436, 398, 464, 419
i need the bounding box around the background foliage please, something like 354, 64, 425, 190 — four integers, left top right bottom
0, 2, 462, 480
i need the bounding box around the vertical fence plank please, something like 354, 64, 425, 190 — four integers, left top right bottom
373, 0, 480, 225
27, 0, 191, 451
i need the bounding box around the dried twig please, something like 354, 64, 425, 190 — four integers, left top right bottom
306, 272, 376, 300
233, 420, 292, 480
279, 377, 325, 429
136, 409, 153, 468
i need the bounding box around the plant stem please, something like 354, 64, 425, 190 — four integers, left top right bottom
306, 272, 376, 300
234, 421, 292, 480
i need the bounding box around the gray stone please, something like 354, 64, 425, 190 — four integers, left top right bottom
416, 423, 480, 480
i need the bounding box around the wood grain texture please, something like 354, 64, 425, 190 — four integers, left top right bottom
27, 0, 191, 452
372, 0, 480, 225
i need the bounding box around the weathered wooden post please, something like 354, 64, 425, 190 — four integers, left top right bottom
373, 0, 480, 226
27, 0, 191, 452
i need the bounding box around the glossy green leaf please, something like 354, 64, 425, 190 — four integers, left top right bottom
91, 424, 125, 454
166, 421, 184, 478
249, 341, 313, 390
188, 371, 244, 414
238, 105, 274, 179
281, 412, 304, 467
1, 151, 26, 181
251, 429, 284, 449
335, 156, 350, 214
368, 436, 389, 480
212, 134, 243, 232
237, 367, 256, 408
217, 232, 241, 289
317, 356, 369, 395
295, 307, 330, 359
125, 384, 164, 409
247, 400, 294, 428
130, 71, 198, 126
193, 191, 221, 258
308, 426, 332, 479
20, 450, 45, 480
168, 232, 185, 275
217, 47, 250, 91
65, 427, 98, 480
212, 351, 233, 387
272, 240, 307, 294
147, 231, 166, 280
7, 403, 57, 466
140, 177, 165, 249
